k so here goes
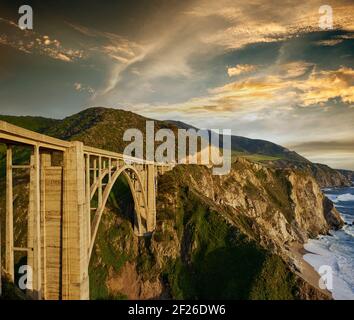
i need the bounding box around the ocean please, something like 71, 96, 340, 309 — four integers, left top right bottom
303, 186, 354, 300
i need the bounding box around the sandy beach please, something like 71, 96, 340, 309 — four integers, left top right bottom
288, 242, 332, 299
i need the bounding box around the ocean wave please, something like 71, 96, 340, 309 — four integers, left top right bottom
343, 226, 354, 238
331, 193, 354, 203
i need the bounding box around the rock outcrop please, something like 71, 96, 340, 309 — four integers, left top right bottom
267, 159, 352, 188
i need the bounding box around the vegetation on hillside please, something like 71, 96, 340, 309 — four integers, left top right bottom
162, 189, 298, 299
87, 164, 305, 300
0, 115, 59, 133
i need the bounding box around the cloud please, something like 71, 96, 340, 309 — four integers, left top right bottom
277, 61, 313, 78
297, 67, 354, 106
91, 0, 353, 106
186, 0, 354, 49
140, 65, 354, 117
74, 82, 95, 95
211, 65, 354, 111
315, 33, 354, 46
67, 22, 151, 95
64, 1, 354, 106
69, 22, 143, 63
0, 17, 83, 62
289, 140, 354, 153
288, 139, 354, 169
1, 1, 353, 170
227, 64, 257, 76
316, 39, 344, 46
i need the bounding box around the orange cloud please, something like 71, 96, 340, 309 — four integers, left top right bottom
297, 67, 354, 106
140, 65, 354, 116
227, 64, 257, 76
186, 1, 354, 50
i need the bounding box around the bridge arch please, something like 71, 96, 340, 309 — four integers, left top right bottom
88, 163, 149, 261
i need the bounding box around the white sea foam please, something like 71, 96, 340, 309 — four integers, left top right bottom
332, 193, 354, 203
304, 239, 354, 300
343, 226, 354, 238
326, 194, 338, 202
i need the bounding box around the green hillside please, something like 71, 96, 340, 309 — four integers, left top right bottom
0, 115, 59, 133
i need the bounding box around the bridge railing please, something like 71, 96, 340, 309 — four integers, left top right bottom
0, 120, 70, 151
83, 145, 174, 168
83, 145, 151, 165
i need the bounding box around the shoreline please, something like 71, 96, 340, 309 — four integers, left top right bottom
288, 242, 332, 299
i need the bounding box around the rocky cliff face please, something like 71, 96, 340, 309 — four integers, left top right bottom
163, 159, 342, 252
310, 163, 353, 187
338, 169, 354, 184
89, 158, 342, 300
267, 159, 352, 188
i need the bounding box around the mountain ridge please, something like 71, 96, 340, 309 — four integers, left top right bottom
0, 107, 352, 187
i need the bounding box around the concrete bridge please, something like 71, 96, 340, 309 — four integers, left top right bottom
0, 120, 172, 300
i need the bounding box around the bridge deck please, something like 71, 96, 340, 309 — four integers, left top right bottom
0, 120, 169, 166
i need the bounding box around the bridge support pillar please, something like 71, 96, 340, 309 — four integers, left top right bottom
5, 145, 14, 281
27, 144, 42, 299
62, 141, 89, 300
146, 164, 156, 231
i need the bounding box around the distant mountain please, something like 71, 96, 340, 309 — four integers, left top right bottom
0, 107, 351, 186
167, 119, 308, 163
229, 135, 309, 163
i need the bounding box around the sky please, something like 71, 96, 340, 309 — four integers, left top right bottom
0, 0, 353, 169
